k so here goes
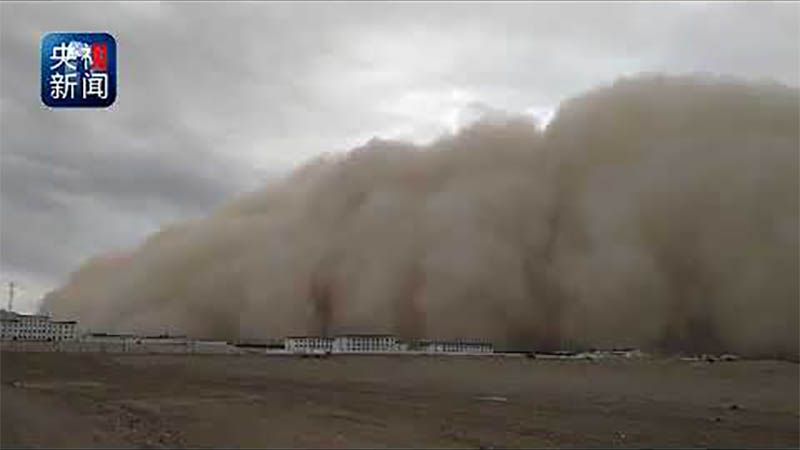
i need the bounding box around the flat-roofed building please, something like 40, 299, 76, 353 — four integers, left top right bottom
284, 336, 333, 353
333, 334, 401, 353
418, 339, 493, 354
283, 334, 493, 355
51, 320, 78, 341
0, 310, 77, 341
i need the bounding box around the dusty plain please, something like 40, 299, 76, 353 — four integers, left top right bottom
1, 351, 798, 448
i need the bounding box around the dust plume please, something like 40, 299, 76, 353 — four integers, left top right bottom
41, 75, 799, 358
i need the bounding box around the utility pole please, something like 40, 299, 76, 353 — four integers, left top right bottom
7, 281, 15, 311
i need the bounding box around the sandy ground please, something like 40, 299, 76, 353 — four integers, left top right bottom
1, 351, 797, 448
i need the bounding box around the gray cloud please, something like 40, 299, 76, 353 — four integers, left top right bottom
1, 1, 797, 312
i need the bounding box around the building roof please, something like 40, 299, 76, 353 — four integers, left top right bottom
335, 333, 397, 338
418, 339, 493, 346
286, 334, 407, 340
0, 310, 49, 319
1, 309, 78, 322
285, 335, 334, 340
87, 332, 137, 338
15, 313, 50, 319
141, 334, 187, 339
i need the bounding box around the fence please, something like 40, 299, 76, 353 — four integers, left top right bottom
0, 340, 241, 355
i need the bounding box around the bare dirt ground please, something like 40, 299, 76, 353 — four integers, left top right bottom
1, 351, 797, 448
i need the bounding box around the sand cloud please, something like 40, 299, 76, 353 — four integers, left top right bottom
42, 75, 799, 358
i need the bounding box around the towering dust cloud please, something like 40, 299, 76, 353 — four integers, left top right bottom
42, 75, 799, 358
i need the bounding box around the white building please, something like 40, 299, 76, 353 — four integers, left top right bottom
285, 334, 403, 354
283, 334, 494, 355
418, 339, 493, 354
0, 310, 77, 341
284, 336, 333, 353
332, 334, 401, 353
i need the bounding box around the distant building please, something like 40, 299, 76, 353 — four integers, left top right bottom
418, 339, 493, 354
77, 332, 238, 354
284, 334, 403, 354
284, 336, 333, 353
333, 334, 401, 353
0, 310, 77, 341
284, 334, 493, 355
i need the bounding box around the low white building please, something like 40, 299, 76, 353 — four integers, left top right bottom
282, 334, 495, 355
0, 310, 77, 341
418, 339, 493, 354
284, 336, 333, 353
332, 334, 401, 353
285, 334, 403, 354
51, 320, 78, 341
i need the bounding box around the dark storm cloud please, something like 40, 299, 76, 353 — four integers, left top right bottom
0, 1, 797, 312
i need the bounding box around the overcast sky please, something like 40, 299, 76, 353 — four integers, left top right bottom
0, 1, 798, 313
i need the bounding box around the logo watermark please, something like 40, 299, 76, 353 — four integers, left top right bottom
41, 32, 117, 108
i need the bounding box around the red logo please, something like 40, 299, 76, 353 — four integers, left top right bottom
91, 43, 107, 71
